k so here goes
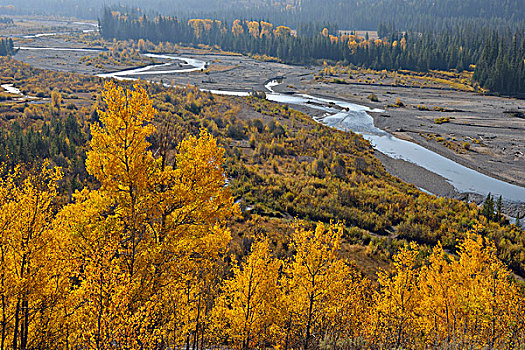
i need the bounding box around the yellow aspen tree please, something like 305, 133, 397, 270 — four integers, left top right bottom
268, 266, 298, 350
377, 226, 525, 348
144, 128, 237, 348
247, 21, 260, 38
86, 81, 158, 283
232, 19, 244, 37
260, 21, 273, 38
400, 37, 407, 50
145, 128, 236, 349
284, 222, 347, 350
321, 262, 371, 348
273, 26, 292, 38
188, 19, 205, 39
202, 19, 213, 32
60, 81, 237, 348
213, 237, 281, 350
371, 243, 421, 348
137, 38, 146, 52
51, 90, 62, 113
56, 189, 130, 350
417, 243, 461, 347
156, 224, 232, 349
0, 164, 69, 350
449, 228, 522, 347
511, 291, 525, 348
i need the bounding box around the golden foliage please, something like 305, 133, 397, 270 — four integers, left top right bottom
370, 226, 525, 348
213, 237, 281, 349
259, 21, 273, 38
58, 82, 237, 347
0, 79, 524, 349
232, 19, 244, 37
0, 163, 69, 349
274, 26, 292, 38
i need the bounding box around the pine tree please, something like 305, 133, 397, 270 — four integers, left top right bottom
481, 193, 495, 221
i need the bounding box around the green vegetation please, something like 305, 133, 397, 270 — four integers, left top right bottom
434, 116, 450, 124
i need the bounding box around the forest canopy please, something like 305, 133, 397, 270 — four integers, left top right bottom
0, 82, 524, 349
1, 0, 524, 29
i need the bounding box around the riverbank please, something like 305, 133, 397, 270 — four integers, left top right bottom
280, 77, 525, 189
285, 99, 525, 217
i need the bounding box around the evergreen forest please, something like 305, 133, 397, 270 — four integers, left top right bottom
99, 11, 525, 96
0, 38, 14, 56
2, 0, 524, 29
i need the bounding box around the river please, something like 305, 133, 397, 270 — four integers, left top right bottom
14, 46, 525, 203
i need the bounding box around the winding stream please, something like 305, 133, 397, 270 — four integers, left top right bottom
98, 53, 207, 78
263, 82, 525, 202
14, 46, 525, 202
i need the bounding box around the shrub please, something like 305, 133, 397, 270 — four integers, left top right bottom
394, 97, 404, 107
434, 117, 450, 124
368, 93, 379, 102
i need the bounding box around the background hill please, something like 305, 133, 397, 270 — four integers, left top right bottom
1, 0, 523, 29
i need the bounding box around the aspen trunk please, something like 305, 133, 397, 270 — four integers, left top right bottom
12, 298, 20, 350
303, 294, 315, 350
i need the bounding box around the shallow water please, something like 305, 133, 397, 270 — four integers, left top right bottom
1, 83, 22, 95
262, 82, 525, 202
98, 53, 207, 78
23, 32, 60, 39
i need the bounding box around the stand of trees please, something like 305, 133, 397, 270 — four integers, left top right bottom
474, 31, 525, 96
0, 82, 523, 349
0, 38, 14, 56
3, 0, 524, 30
99, 11, 525, 96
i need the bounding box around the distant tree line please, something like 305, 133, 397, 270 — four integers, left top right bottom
0, 16, 13, 24
0, 37, 15, 56
6, 0, 524, 31
100, 10, 525, 96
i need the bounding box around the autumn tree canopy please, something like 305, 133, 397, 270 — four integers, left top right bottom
0, 82, 523, 349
